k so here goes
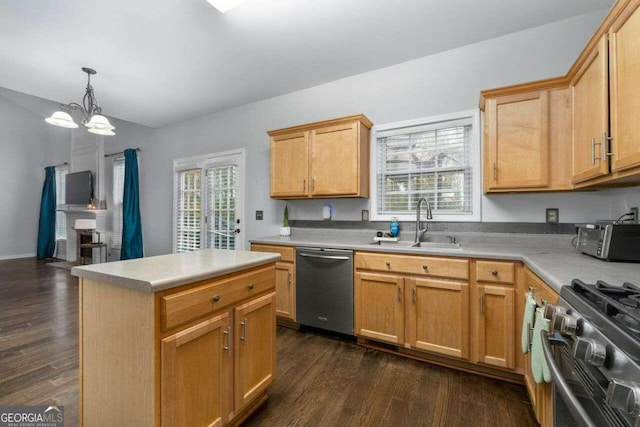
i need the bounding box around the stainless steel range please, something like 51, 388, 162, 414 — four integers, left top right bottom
542, 279, 640, 427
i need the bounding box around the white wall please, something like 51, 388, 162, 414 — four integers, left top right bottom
135, 9, 614, 256
0, 89, 69, 259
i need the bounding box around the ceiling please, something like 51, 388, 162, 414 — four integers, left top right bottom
0, 0, 614, 128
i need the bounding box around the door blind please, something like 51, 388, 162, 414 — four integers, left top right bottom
112, 157, 125, 248
206, 165, 236, 250
376, 122, 473, 216
55, 165, 68, 239
175, 169, 202, 253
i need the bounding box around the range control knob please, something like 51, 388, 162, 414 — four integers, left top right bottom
543, 304, 566, 320
606, 379, 640, 416
572, 337, 606, 367
551, 313, 578, 336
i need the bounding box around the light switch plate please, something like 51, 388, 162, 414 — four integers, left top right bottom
361, 210, 369, 221
546, 208, 559, 224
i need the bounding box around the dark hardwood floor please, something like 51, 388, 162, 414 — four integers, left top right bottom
0, 258, 537, 427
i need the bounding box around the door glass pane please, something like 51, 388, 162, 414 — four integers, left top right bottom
206, 165, 237, 250
176, 169, 202, 253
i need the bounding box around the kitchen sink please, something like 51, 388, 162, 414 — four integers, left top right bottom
368, 240, 461, 250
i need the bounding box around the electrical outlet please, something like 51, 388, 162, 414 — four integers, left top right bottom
361, 210, 369, 221
546, 208, 559, 224
255, 210, 263, 220
631, 207, 638, 223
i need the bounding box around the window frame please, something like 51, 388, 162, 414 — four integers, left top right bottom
369, 110, 482, 222
172, 149, 246, 253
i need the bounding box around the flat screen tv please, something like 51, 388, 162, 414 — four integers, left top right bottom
65, 170, 94, 205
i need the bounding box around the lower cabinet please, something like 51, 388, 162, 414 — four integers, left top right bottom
251, 244, 296, 322
406, 278, 470, 359
161, 312, 232, 427
354, 272, 405, 344
473, 284, 515, 369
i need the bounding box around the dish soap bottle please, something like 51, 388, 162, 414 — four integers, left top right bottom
390, 217, 399, 237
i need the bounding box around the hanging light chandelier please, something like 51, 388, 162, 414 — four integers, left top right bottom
45, 67, 116, 136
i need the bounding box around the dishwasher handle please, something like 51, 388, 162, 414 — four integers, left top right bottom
298, 252, 351, 261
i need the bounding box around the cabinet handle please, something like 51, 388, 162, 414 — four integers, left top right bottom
240, 317, 247, 344
302, 178, 306, 192
422, 264, 428, 272
480, 293, 485, 315
248, 283, 255, 290
223, 326, 231, 355
212, 294, 220, 302
311, 177, 315, 192
591, 137, 602, 164
397, 286, 401, 302
288, 271, 291, 286
386, 261, 391, 269
493, 162, 497, 181
411, 287, 416, 304
602, 132, 613, 157
491, 270, 498, 276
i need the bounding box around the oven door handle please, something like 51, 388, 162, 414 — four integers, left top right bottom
541, 330, 597, 427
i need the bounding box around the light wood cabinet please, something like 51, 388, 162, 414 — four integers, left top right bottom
251, 244, 296, 322
161, 312, 231, 427
234, 293, 277, 411
354, 252, 471, 361
268, 115, 372, 199
406, 277, 470, 359
354, 272, 405, 345
473, 284, 515, 369
571, 35, 610, 185
78, 263, 277, 427
480, 80, 572, 193
523, 267, 559, 427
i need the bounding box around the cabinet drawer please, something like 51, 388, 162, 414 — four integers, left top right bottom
355, 252, 469, 280
251, 244, 295, 263
476, 261, 515, 284
161, 266, 275, 331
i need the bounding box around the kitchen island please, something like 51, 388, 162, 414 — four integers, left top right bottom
71, 249, 280, 427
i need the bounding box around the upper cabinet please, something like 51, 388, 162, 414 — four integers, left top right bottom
480, 0, 640, 192
268, 115, 372, 199
480, 79, 572, 193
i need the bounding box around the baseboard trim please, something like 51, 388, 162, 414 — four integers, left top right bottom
0, 253, 36, 261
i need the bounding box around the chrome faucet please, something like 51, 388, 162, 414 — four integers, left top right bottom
415, 197, 433, 244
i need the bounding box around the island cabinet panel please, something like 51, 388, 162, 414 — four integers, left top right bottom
161, 312, 231, 427
406, 278, 470, 360
234, 292, 277, 411
354, 272, 405, 345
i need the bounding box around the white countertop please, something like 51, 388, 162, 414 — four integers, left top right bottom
251, 229, 640, 294
71, 249, 281, 293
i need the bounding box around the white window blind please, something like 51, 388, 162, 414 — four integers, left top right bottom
206, 165, 236, 250
112, 157, 125, 248
373, 112, 480, 221
175, 169, 202, 253
55, 165, 68, 239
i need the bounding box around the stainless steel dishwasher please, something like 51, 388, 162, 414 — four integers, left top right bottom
296, 247, 354, 336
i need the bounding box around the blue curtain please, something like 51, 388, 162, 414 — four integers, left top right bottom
37, 166, 56, 259
120, 149, 144, 260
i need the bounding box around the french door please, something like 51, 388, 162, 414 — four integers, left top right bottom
174, 150, 245, 252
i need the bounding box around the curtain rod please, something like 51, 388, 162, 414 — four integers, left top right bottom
104, 147, 141, 158
54, 162, 69, 168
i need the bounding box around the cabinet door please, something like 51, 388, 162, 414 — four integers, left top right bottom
310, 122, 360, 196
609, 1, 640, 173
161, 312, 231, 427
234, 292, 276, 411
485, 91, 550, 190
354, 273, 404, 345
275, 261, 295, 321
270, 132, 309, 197
474, 285, 515, 369
571, 35, 610, 184
406, 278, 470, 360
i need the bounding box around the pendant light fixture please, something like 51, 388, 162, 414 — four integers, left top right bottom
45, 67, 116, 136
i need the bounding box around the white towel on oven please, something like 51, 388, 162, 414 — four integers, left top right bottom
531, 307, 552, 384
521, 290, 536, 353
